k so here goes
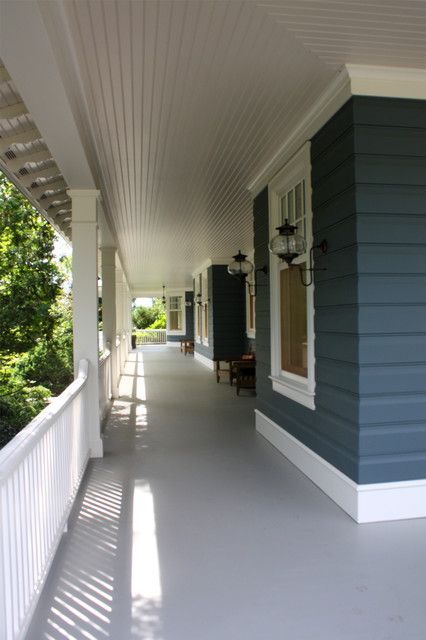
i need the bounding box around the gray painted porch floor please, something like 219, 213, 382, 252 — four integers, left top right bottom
27, 347, 426, 640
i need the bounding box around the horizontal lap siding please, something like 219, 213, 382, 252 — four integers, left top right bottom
212, 266, 246, 359
353, 97, 426, 483
254, 123, 360, 480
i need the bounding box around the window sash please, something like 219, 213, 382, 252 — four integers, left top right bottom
280, 264, 307, 378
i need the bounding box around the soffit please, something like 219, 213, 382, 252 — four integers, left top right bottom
4, 1, 426, 294
38, 0, 335, 293
0, 59, 72, 240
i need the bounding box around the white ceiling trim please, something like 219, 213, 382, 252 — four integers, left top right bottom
248, 62, 426, 197
247, 65, 351, 196
347, 63, 426, 99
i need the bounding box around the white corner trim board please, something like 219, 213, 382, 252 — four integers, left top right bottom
255, 409, 426, 524
194, 350, 215, 371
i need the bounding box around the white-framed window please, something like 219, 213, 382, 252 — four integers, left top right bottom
167, 292, 185, 335
201, 270, 209, 345
195, 274, 202, 343
246, 250, 256, 339
268, 142, 315, 410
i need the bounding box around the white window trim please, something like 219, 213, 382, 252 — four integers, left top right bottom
268, 142, 316, 410
167, 290, 186, 335
194, 274, 202, 342
201, 269, 209, 346
246, 250, 256, 339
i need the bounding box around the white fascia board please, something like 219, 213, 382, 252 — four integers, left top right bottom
0, 0, 95, 189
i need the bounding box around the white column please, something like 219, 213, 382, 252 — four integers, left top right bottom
116, 265, 125, 373
69, 189, 103, 458
101, 246, 119, 398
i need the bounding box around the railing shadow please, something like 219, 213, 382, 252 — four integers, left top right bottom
26, 350, 164, 640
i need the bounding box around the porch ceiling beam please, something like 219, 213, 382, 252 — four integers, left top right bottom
20, 165, 61, 187
48, 204, 71, 219
0, 128, 41, 153
0, 1, 95, 189
0, 65, 11, 83
6, 148, 52, 171
38, 190, 67, 208
45, 199, 71, 214
0, 102, 28, 120
30, 178, 67, 199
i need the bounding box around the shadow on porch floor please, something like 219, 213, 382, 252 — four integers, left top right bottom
27, 347, 426, 640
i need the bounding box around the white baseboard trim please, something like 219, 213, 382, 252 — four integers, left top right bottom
255, 409, 426, 524
194, 350, 214, 370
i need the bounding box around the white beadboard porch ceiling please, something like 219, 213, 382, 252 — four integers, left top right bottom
11, 0, 426, 292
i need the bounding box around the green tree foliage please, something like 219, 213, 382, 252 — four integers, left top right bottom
0, 176, 61, 353
132, 297, 166, 329
0, 173, 73, 447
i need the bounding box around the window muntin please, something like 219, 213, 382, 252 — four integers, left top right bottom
268, 142, 315, 410
203, 303, 208, 342
169, 296, 182, 331
201, 270, 209, 345
245, 251, 256, 338
195, 275, 201, 342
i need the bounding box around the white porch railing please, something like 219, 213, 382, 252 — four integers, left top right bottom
99, 348, 112, 422
136, 329, 167, 344
0, 360, 90, 640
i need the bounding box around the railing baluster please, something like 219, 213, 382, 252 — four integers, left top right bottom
0, 359, 90, 640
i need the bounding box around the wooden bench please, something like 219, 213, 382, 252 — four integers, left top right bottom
231, 360, 256, 395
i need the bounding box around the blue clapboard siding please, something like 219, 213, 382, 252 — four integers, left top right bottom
211, 265, 246, 359
255, 95, 426, 484
166, 290, 194, 342
255, 97, 360, 483
193, 265, 246, 361
352, 96, 426, 483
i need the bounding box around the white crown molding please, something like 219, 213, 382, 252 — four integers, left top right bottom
248, 63, 426, 198
248, 67, 351, 197
255, 409, 426, 524
347, 63, 426, 100
192, 256, 235, 278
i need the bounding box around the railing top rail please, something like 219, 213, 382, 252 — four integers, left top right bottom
99, 348, 111, 365
0, 359, 89, 480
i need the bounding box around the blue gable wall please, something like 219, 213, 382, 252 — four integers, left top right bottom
255, 95, 426, 485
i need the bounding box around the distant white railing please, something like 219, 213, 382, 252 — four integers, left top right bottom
99, 348, 112, 422
136, 329, 167, 344
0, 360, 90, 640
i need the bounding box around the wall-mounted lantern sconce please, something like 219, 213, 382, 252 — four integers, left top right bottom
162, 285, 166, 305
269, 219, 327, 287
227, 250, 253, 282
195, 293, 202, 306
227, 250, 268, 296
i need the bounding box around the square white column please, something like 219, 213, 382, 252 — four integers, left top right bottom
69, 189, 103, 458
101, 246, 119, 398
